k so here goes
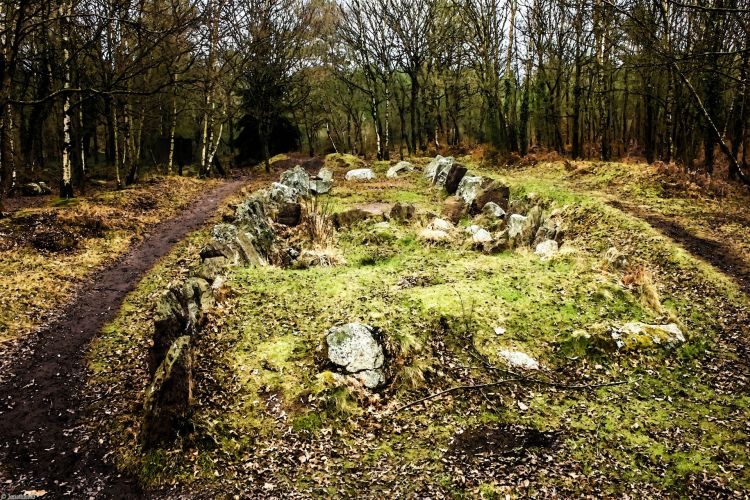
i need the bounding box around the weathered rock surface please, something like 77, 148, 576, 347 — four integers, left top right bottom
442, 196, 468, 223
534, 210, 565, 245
326, 323, 386, 388
270, 182, 298, 204
482, 202, 506, 218
279, 165, 310, 195
311, 168, 333, 194
429, 218, 454, 232
472, 228, 493, 244
456, 176, 485, 205
345, 168, 376, 181
21, 182, 52, 196
424, 155, 454, 186
611, 322, 685, 350
444, 164, 468, 194
234, 197, 274, 256
471, 180, 510, 212
535, 239, 559, 260
142, 335, 193, 447
499, 350, 540, 370
386, 161, 414, 178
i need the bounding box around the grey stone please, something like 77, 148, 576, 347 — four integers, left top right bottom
280, 165, 310, 195
424, 155, 454, 186
345, 168, 376, 181
326, 323, 385, 388
386, 161, 414, 178
456, 176, 484, 205
482, 202, 506, 218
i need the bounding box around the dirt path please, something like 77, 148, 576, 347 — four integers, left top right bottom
608, 200, 750, 297
0, 178, 247, 498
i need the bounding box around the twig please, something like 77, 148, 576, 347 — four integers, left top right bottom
393, 378, 521, 413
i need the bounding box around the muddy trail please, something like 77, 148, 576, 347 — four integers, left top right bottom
0, 178, 247, 498
609, 200, 750, 297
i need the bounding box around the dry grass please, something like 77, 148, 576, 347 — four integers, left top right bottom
0, 176, 219, 343
622, 266, 664, 314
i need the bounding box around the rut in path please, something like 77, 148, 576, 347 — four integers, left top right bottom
608, 200, 750, 297
0, 179, 246, 498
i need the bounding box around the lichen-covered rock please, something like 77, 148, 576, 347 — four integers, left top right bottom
345, 168, 376, 181
499, 350, 540, 370
424, 155, 454, 185
212, 223, 238, 243
326, 323, 385, 388
442, 196, 468, 224
311, 167, 333, 194
389, 202, 416, 222
471, 180, 510, 213
142, 336, 193, 448
279, 165, 310, 195
386, 161, 414, 178
198, 256, 228, 282
535, 239, 559, 260
482, 202, 506, 218
270, 181, 298, 204
152, 288, 189, 374
443, 164, 468, 194
235, 198, 274, 256
507, 214, 528, 247
456, 176, 485, 205
611, 322, 686, 350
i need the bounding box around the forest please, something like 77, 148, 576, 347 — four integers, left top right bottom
0, 0, 749, 203
1, 0, 750, 498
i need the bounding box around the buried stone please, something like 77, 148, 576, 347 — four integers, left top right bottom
326, 323, 386, 388
345, 168, 376, 181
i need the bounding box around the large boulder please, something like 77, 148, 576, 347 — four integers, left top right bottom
386, 161, 414, 178
471, 180, 510, 213
507, 214, 528, 248
142, 336, 193, 448
424, 155, 454, 186
326, 323, 386, 388
442, 196, 468, 224
345, 168, 376, 181
443, 164, 468, 194
21, 182, 51, 196
456, 175, 485, 205
279, 165, 310, 196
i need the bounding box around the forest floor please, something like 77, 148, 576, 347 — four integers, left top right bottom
3, 155, 750, 498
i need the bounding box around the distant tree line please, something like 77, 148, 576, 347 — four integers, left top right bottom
0, 0, 749, 209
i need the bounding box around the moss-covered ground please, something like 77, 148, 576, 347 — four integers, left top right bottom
88, 158, 750, 497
